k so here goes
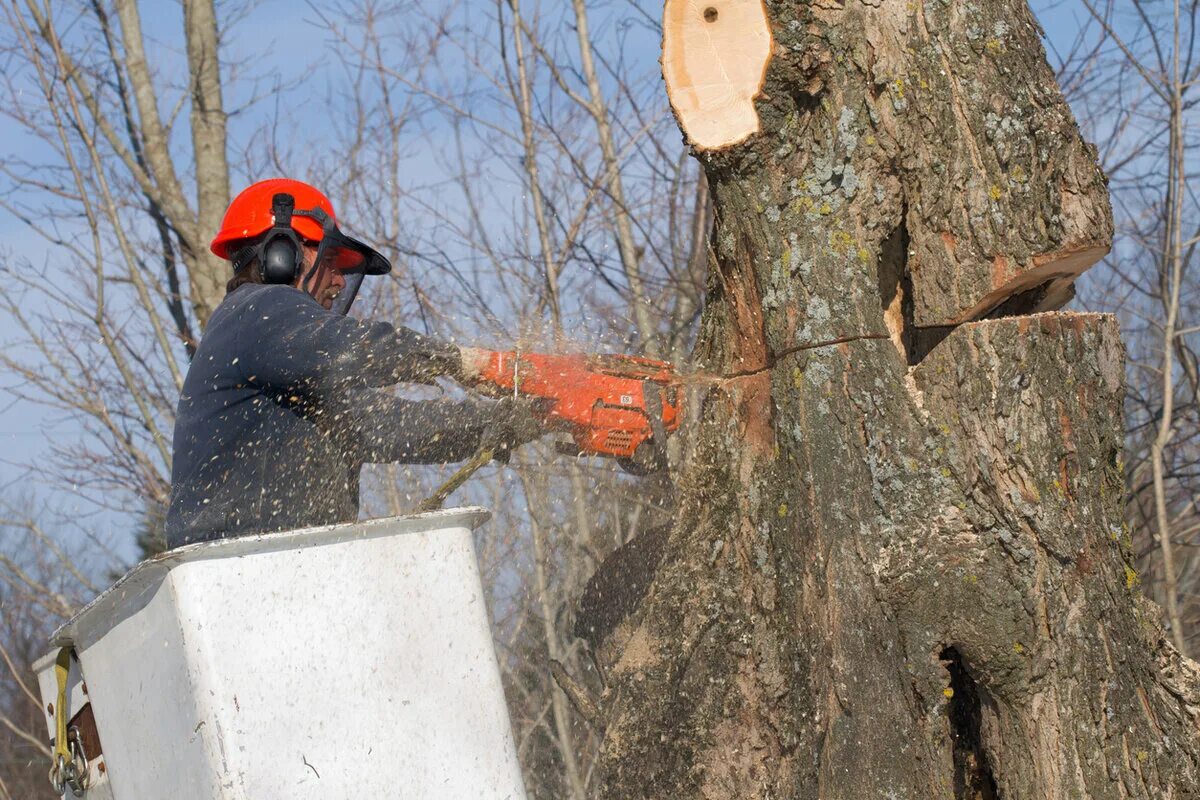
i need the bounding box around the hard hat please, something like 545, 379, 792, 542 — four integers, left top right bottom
212, 178, 392, 315
210, 178, 337, 259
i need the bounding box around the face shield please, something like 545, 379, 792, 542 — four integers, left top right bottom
291, 205, 392, 316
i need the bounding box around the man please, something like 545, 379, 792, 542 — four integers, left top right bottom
166, 178, 538, 547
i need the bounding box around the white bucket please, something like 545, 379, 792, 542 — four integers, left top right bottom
34, 508, 527, 800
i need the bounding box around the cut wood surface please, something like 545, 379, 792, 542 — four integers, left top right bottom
662, 0, 773, 151
951, 243, 1110, 324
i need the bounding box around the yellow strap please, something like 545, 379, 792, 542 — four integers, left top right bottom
52, 647, 72, 764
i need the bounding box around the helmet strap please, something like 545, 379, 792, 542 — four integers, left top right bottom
299, 255, 322, 289
292, 204, 335, 291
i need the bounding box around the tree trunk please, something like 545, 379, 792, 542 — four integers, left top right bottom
112, 0, 230, 329
182, 0, 231, 328
592, 1, 1200, 797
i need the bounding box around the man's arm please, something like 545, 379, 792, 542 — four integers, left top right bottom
337, 390, 493, 464
230, 285, 463, 396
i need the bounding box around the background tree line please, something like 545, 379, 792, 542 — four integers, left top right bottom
0, 0, 1195, 797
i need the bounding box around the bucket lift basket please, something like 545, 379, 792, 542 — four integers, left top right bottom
34, 508, 527, 800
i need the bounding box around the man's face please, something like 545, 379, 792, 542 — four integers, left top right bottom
298, 242, 346, 310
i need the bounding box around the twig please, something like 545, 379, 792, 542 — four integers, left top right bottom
0, 707, 51, 758
549, 659, 604, 733
416, 447, 495, 512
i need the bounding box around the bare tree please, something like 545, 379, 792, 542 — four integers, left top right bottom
1051, 0, 1200, 656
0, 0, 240, 532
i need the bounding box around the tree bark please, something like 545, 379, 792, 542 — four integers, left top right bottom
593, 1, 1200, 797
182, 0, 231, 327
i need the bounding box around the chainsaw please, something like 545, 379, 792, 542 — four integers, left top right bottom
467, 350, 683, 475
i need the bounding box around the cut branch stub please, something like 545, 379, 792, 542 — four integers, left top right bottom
662, 0, 773, 151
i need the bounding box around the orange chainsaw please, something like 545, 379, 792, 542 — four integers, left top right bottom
467, 351, 683, 474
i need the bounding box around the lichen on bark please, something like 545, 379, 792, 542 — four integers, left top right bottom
591, 1, 1200, 797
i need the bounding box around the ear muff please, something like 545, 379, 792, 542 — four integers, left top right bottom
261, 233, 301, 285
229, 193, 305, 285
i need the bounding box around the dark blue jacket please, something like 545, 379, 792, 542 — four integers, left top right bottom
166, 284, 490, 547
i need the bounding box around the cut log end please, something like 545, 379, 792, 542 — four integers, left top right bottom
662, 0, 773, 151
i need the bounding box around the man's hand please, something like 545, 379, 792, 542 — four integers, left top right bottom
482, 398, 546, 463
455, 346, 492, 385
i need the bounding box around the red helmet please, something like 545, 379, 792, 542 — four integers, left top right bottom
210, 178, 336, 259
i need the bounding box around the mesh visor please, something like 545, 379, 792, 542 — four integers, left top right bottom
309, 225, 391, 276
295, 206, 391, 315
330, 269, 366, 316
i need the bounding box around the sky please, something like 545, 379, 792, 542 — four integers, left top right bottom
0, 0, 1102, 562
